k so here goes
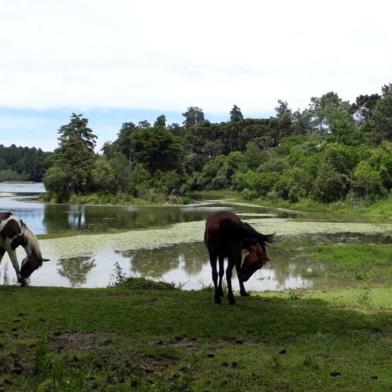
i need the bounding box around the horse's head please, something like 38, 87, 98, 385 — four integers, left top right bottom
19, 227, 49, 281
239, 239, 270, 282
20, 251, 49, 280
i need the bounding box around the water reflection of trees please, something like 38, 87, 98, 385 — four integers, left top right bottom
116, 243, 208, 278
57, 256, 96, 287
267, 245, 319, 289
42, 203, 273, 234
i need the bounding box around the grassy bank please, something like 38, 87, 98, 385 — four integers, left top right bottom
306, 243, 392, 286
221, 193, 392, 223
41, 192, 190, 207
1, 285, 392, 391
1, 254, 392, 391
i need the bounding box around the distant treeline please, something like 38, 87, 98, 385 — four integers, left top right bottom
44, 84, 392, 203
0, 144, 51, 182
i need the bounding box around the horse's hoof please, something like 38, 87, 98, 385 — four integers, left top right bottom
20, 280, 28, 287
229, 297, 236, 305
240, 291, 250, 297
214, 296, 222, 304
218, 288, 224, 297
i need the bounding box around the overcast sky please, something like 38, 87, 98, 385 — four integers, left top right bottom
1, 0, 391, 151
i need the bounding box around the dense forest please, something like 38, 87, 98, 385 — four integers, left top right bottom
0, 144, 50, 182
44, 84, 392, 204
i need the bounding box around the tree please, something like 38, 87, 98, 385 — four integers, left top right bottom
352, 94, 381, 123
230, 105, 243, 122
382, 83, 392, 96
58, 113, 97, 151
313, 163, 348, 202
309, 92, 356, 143
154, 115, 166, 129
370, 94, 392, 143
182, 106, 205, 128
113, 122, 137, 166
137, 120, 151, 129
130, 128, 183, 173
291, 109, 312, 135
91, 157, 119, 194
275, 99, 292, 139
309, 92, 349, 131
352, 161, 384, 199
44, 114, 98, 199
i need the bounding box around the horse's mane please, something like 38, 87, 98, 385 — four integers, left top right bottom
219, 219, 274, 246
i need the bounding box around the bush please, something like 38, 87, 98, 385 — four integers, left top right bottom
0, 169, 27, 182
313, 163, 348, 203
352, 161, 385, 199
236, 170, 279, 197
241, 188, 258, 200
43, 166, 72, 202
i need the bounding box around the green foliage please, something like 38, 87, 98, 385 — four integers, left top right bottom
43, 166, 72, 202
229, 105, 243, 122
44, 114, 97, 200
42, 83, 392, 205
0, 144, 50, 181
236, 170, 280, 197
0, 169, 27, 181
182, 106, 205, 127
91, 157, 119, 194
130, 127, 183, 173
314, 163, 348, 203
352, 161, 385, 199
107, 153, 132, 193
244, 141, 264, 170
371, 86, 392, 143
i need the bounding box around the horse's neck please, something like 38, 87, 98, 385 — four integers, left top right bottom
24, 227, 41, 257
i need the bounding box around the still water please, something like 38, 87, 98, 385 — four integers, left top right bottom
0, 183, 390, 290
0, 183, 293, 235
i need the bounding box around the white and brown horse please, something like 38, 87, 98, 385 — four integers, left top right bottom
0, 212, 48, 285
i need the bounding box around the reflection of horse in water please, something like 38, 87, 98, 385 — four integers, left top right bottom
0, 212, 48, 286
204, 211, 274, 305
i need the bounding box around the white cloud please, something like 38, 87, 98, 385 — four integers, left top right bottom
0, 0, 392, 113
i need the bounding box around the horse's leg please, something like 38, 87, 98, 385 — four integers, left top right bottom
209, 254, 220, 304
0, 247, 5, 263
226, 258, 235, 305
235, 256, 249, 297
235, 262, 249, 296
217, 256, 224, 296
7, 249, 23, 284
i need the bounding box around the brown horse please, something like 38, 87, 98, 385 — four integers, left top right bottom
204, 211, 274, 305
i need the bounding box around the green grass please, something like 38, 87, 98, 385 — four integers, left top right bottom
227, 193, 392, 223
307, 244, 392, 287
360, 196, 392, 221
1, 280, 392, 391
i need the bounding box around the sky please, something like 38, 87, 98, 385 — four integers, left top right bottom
0, 0, 392, 151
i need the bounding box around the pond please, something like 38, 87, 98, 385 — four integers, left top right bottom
0, 183, 295, 235
1, 183, 391, 290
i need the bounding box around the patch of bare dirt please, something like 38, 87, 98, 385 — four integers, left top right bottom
50, 332, 98, 351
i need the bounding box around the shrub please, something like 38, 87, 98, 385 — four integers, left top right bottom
352, 161, 385, 199
313, 163, 348, 202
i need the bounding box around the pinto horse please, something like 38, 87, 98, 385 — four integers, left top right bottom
204, 211, 274, 304
0, 212, 48, 286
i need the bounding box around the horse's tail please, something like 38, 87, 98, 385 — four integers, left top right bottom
219, 219, 274, 245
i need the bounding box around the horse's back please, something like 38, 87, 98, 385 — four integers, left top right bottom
204, 211, 242, 257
